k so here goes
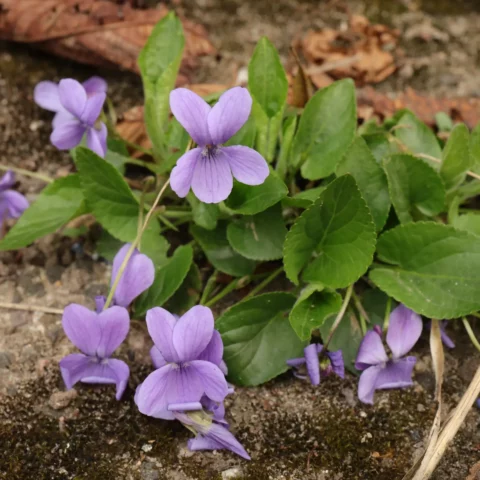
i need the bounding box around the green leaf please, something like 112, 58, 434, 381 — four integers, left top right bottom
248, 37, 288, 162
452, 213, 480, 236
96, 229, 123, 262
225, 171, 288, 215
319, 309, 363, 374
225, 115, 256, 148
226, 204, 287, 261
138, 13, 184, 156
165, 262, 202, 314
75, 147, 167, 265
216, 292, 306, 386
187, 193, 219, 230
276, 114, 298, 180
383, 154, 446, 223
282, 186, 326, 209
362, 133, 399, 163
291, 79, 356, 180
337, 136, 390, 231
135, 245, 193, 316
284, 175, 376, 288
190, 221, 256, 276
435, 112, 453, 132
0, 175, 87, 250
104, 150, 127, 175
370, 222, 480, 318
440, 123, 471, 190
394, 111, 442, 164
289, 289, 342, 341
155, 117, 191, 175
470, 122, 480, 173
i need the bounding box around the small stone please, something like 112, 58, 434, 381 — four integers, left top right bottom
0, 352, 12, 368
142, 444, 153, 453
48, 389, 78, 410
417, 404, 426, 413
359, 411, 367, 418
222, 468, 243, 480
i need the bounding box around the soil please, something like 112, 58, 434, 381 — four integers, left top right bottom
1, 0, 480, 479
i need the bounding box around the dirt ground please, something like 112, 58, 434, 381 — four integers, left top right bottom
1, 0, 480, 479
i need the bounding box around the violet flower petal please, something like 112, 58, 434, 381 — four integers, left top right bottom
207, 87, 252, 145
50, 120, 85, 150
375, 356, 417, 391
440, 321, 455, 349
52, 110, 76, 129
189, 360, 229, 402
33, 81, 63, 112
358, 365, 382, 405
167, 402, 203, 411
170, 147, 201, 198
327, 350, 345, 379
134, 364, 176, 420
172, 305, 215, 362
170, 88, 212, 146
196, 330, 224, 367
2, 190, 29, 219
0, 171, 16, 191
386, 304, 423, 359
219, 360, 228, 375
81, 92, 106, 126
111, 243, 155, 307
188, 423, 251, 460
355, 330, 388, 370
286, 357, 307, 367
146, 307, 179, 363
96, 306, 130, 358
95, 295, 106, 313
304, 344, 320, 385
191, 151, 233, 204
222, 145, 270, 185
62, 304, 101, 356
58, 79, 87, 118
150, 345, 167, 369
59, 354, 129, 400
86, 123, 107, 158
83, 76, 108, 95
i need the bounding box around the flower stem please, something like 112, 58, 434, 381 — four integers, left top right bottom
324, 284, 353, 350
0, 164, 53, 183
204, 277, 244, 308
103, 178, 171, 310
244, 266, 283, 300
0, 301, 63, 315
351, 288, 369, 335
383, 296, 392, 332
200, 270, 218, 305
462, 317, 480, 352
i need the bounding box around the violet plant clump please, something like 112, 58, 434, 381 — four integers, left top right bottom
34, 76, 108, 157
287, 343, 344, 386
0, 171, 29, 226
355, 304, 423, 405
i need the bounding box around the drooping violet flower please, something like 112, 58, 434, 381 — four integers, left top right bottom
34, 77, 108, 157
0, 171, 29, 223
135, 306, 229, 419
110, 243, 155, 308
287, 343, 344, 385
59, 303, 130, 400
174, 411, 251, 460
169, 87, 269, 203
355, 304, 422, 404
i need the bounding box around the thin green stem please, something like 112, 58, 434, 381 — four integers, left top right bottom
462, 317, 480, 352
125, 157, 159, 173
204, 278, 243, 308
244, 266, 283, 300
158, 214, 179, 232
324, 284, 353, 351
200, 270, 219, 305
122, 138, 154, 157
383, 296, 392, 332
472, 312, 480, 320
352, 289, 368, 335
0, 164, 53, 183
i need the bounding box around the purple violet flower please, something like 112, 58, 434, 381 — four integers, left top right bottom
287, 343, 344, 385
59, 303, 130, 400
169, 87, 270, 203
0, 171, 29, 223
34, 77, 108, 157
355, 304, 423, 405
135, 306, 229, 419
433, 321, 455, 349
174, 411, 251, 460
110, 243, 155, 307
